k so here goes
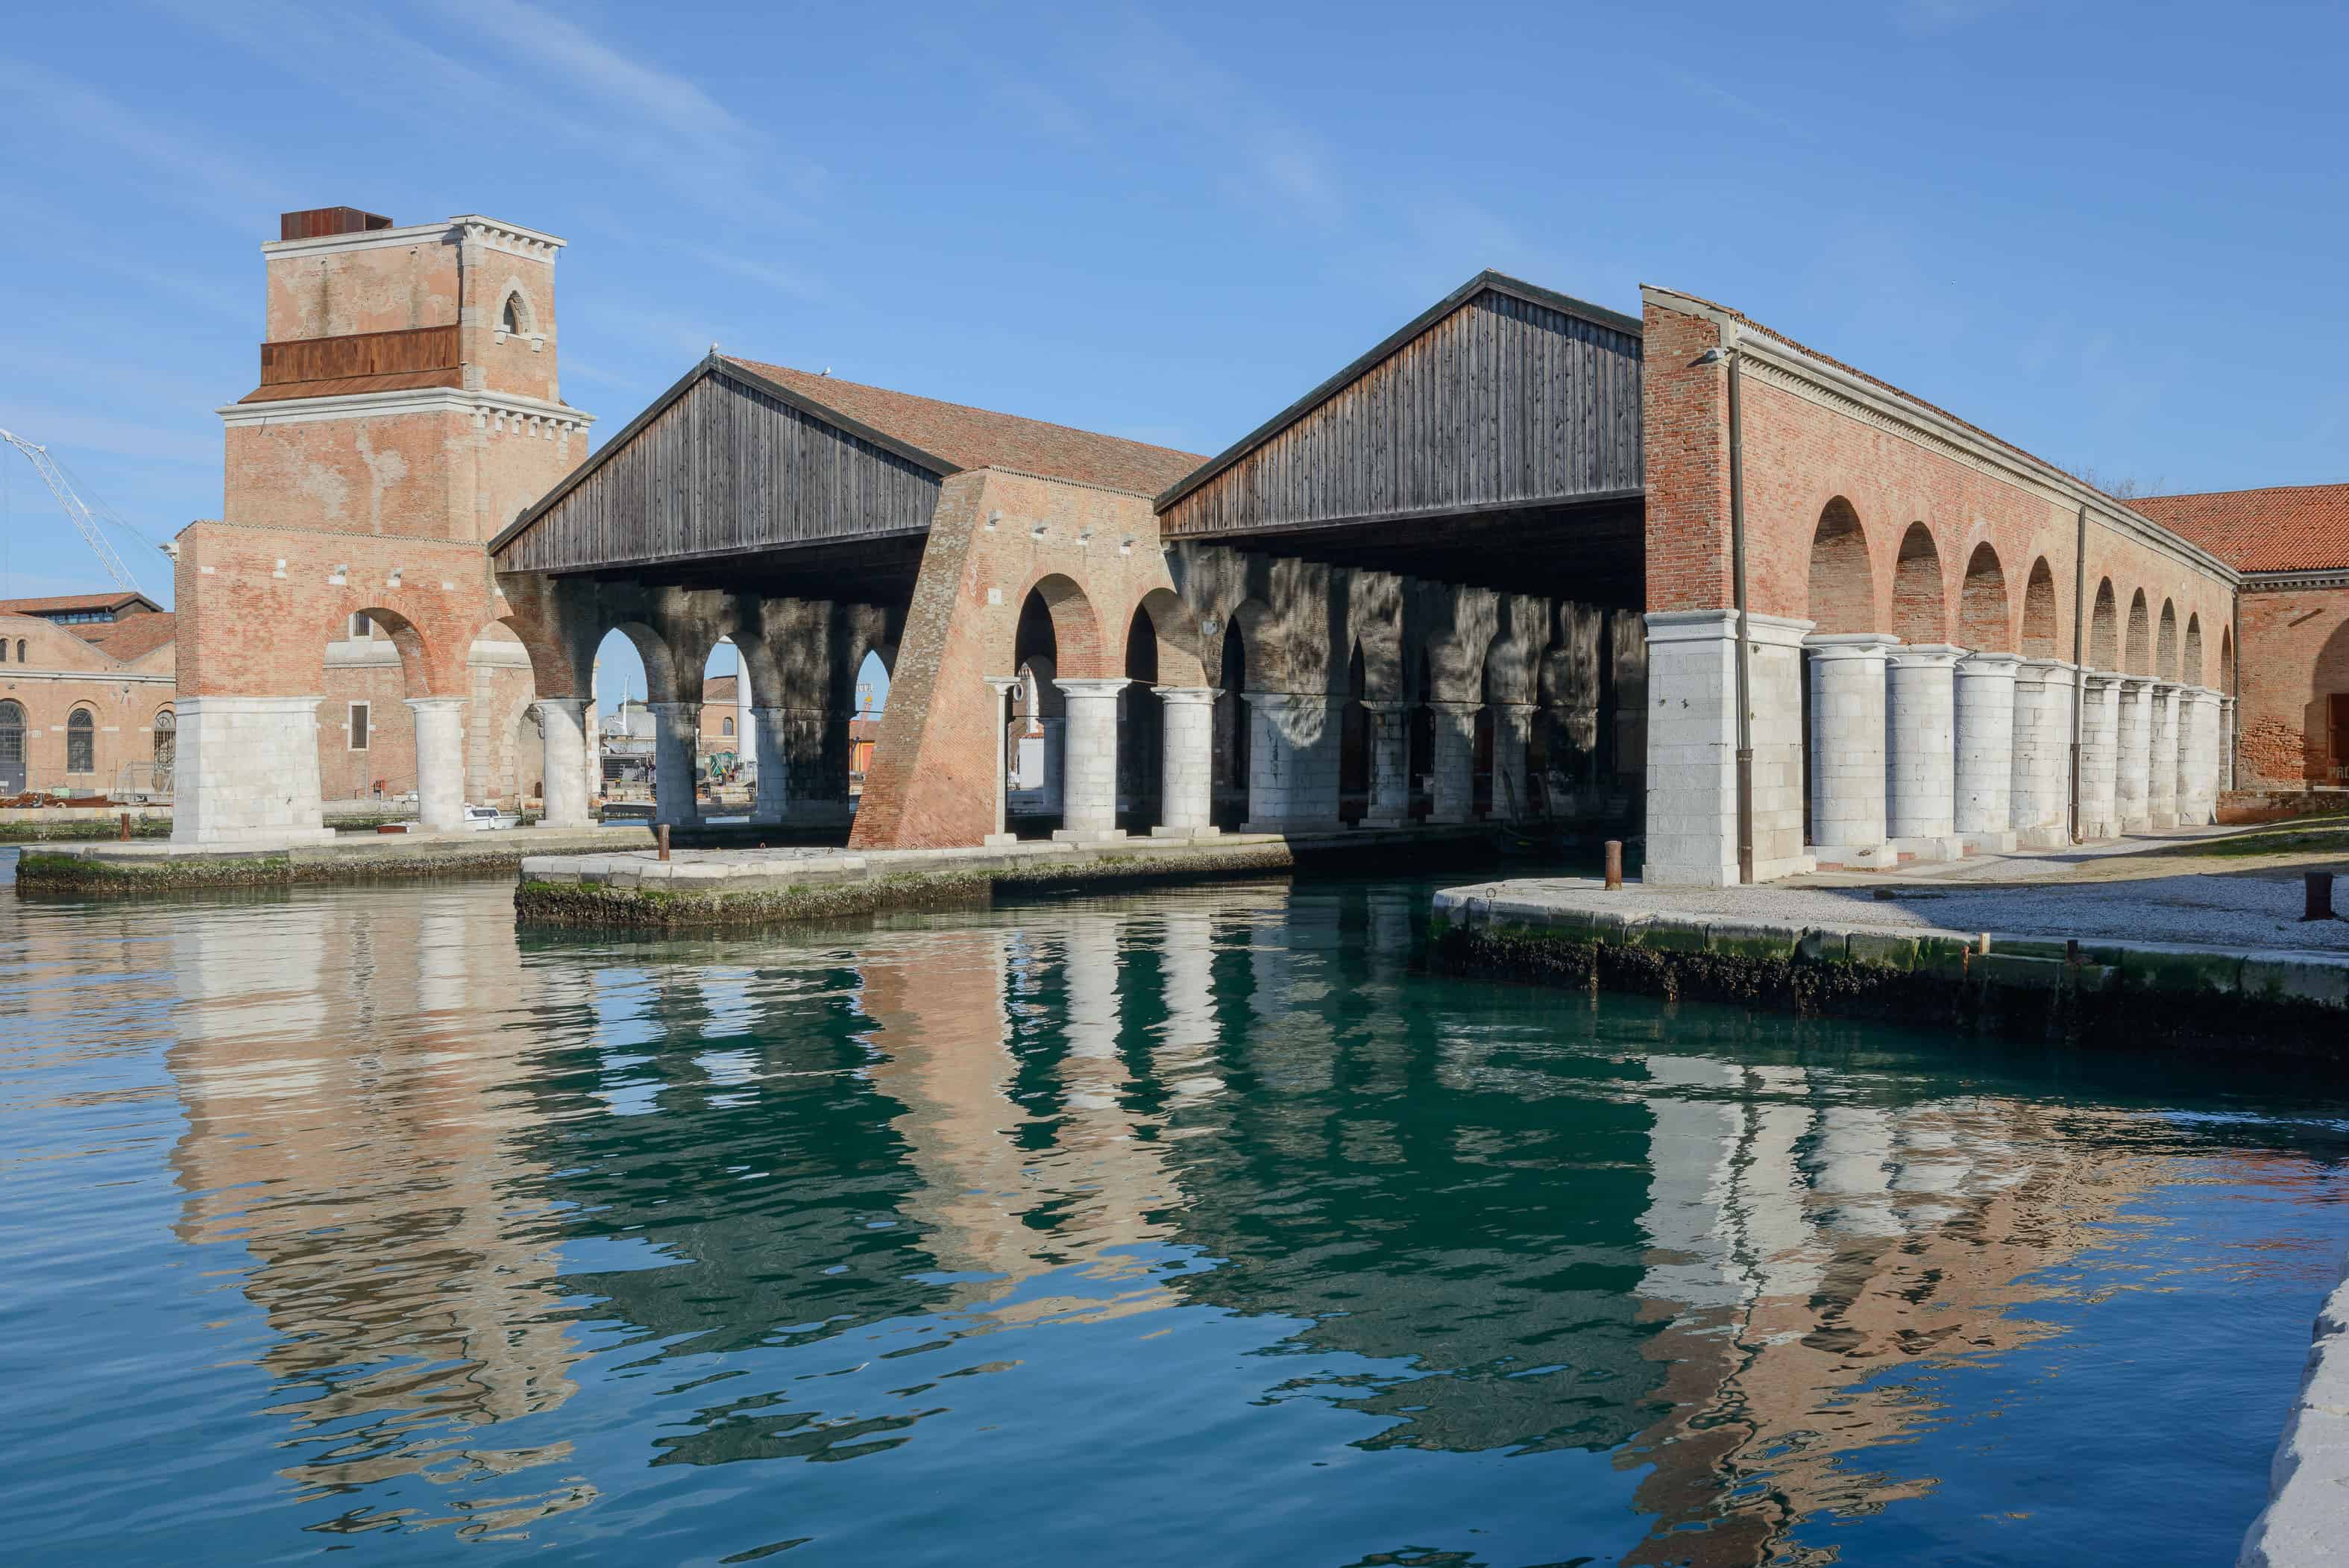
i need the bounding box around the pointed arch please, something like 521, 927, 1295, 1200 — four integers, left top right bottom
1958, 542, 2009, 651
2089, 579, 2119, 670
2221, 626, 2236, 692
1892, 523, 1946, 643
1807, 497, 1875, 635
2125, 589, 2151, 675
2183, 614, 2204, 687
2022, 557, 2060, 657
2156, 599, 2178, 681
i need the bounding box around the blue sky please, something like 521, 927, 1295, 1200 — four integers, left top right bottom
7, 0, 2344, 693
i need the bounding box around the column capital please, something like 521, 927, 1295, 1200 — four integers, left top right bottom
2116, 675, 2156, 693
983, 675, 1023, 696
1245, 690, 1339, 712
1361, 699, 1412, 715
1424, 699, 1482, 716
1888, 641, 1966, 667
1154, 685, 1218, 706
403, 695, 468, 712
647, 699, 701, 715
1805, 632, 1900, 658
2081, 670, 2124, 690
1956, 651, 2023, 673
532, 694, 591, 711
1052, 676, 1131, 699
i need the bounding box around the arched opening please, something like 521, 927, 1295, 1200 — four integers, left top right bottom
2184, 614, 2204, 687
1119, 604, 1163, 830
151, 706, 175, 797
2315, 617, 2349, 786
1339, 643, 1369, 825
1010, 588, 1071, 837
590, 623, 676, 809
2155, 601, 2178, 682
66, 708, 95, 776
1958, 543, 2009, 650
1807, 497, 1875, 635
2125, 589, 2151, 675
849, 646, 891, 813
2221, 626, 2236, 693
1892, 523, 1945, 644
0, 699, 24, 796
694, 639, 744, 814
1212, 623, 1248, 831
2089, 580, 2119, 670
2022, 558, 2060, 657
502, 295, 523, 334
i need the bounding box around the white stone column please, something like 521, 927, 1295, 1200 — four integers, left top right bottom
2115, 677, 2153, 832
405, 696, 469, 832
169, 695, 337, 846
1053, 676, 1128, 843
749, 705, 789, 823
2007, 659, 2073, 848
2148, 682, 2182, 828
1745, 614, 1814, 882
1362, 699, 1410, 827
1153, 686, 1218, 838
1953, 652, 2018, 852
1242, 693, 1343, 834
1641, 609, 1814, 887
1885, 643, 1963, 860
2184, 688, 2224, 826
2077, 673, 2122, 840
649, 699, 701, 828
1425, 699, 1480, 825
1489, 701, 1535, 819
534, 696, 592, 828
1805, 633, 1897, 870
981, 678, 1020, 846
2220, 696, 2237, 793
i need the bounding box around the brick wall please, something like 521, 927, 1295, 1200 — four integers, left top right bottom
2236, 582, 2349, 786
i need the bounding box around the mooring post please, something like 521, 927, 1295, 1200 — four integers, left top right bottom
118, 812, 131, 842
2306, 870, 2335, 922
1603, 840, 1623, 891
658, 823, 671, 862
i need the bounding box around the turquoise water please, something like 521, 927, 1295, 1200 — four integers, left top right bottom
2, 855, 2344, 1565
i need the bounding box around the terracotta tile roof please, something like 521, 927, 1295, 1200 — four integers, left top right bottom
78, 611, 177, 660
0, 591, 162, 615
722, 357, 1205, 496
237, 367, 465, 403
2132, 483, 2349, 573
703, 673, 738, 704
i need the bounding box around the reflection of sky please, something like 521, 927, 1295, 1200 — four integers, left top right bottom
3, 878, 2345, 1566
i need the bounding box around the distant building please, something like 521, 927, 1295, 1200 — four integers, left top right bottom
0, 593, 177, 798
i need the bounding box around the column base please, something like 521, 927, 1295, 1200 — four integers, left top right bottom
1359, 811, 1409, 828
1240, 819, 1344, 836
983, 832, 1021, 848
1752, 851, 1817, 882
2120, 814, 2152, 834
1811, 840, 1895, 871
1052, 826, 1128, 845
2015, 823, 2069, 849
1890, 834, 1966, 863
1960, 830, 2018, 854
1150, 824, 1220, 839
2150, 810, 2180, 830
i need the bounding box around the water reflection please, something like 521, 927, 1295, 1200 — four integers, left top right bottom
3, 868, 2339, 1564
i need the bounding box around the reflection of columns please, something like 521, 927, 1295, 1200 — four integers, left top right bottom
534, 697, 592, 828
1156, 910, 1224, 1100
2148, 682, 2182, 828
1953, 652, 2018, 852
169, 696, 337, 846
983, 678, 1020, 846
406, 696, 469, 831
1425, 699, 1479, 825
2077, 673, 2121, 839
647, 700, 701, 828
1152, 687, 1217, 838
1489, 701, 1535, 819
2116, 677, 2154, 832
1805, 633, 1896, 869
1362, 700, 1410, 827
749, 705, 788, 822
2007, 659, 2072, 848
1053, 677, 1128, 842
2219, 696, 2237, 793
1885, 643, 1963, 857
1241, 693, 1342, 834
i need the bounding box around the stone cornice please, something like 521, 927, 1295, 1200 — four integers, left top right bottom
2242, 567, 2349, 593
451, 215, 568, 261
260, 215, 566, 263
218, 386, 594, 434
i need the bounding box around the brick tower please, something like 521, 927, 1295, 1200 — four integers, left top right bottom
172, 207, 593, 843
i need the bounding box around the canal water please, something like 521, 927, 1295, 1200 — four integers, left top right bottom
4, 856, 2344, 1566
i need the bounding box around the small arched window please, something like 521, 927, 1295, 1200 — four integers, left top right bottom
67, 708, 95, 774
502, 295, 522, 334
13, 639, 23, 663
721, 717, 735, 737
0, 638, 8, 663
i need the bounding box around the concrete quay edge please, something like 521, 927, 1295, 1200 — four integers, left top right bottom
2241, 1252, 2349, 1567
13, 822, 654, 890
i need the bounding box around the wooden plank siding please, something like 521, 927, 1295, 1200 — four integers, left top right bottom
494, 368, 943, 576
258, 324, 458, 386
1159, 286, 1642, 539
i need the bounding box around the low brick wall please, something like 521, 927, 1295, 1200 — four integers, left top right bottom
2220, 789, 2349, 826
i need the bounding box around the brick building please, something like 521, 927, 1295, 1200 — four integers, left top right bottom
2135, 483, 2345, 790
0, 593, 177, 797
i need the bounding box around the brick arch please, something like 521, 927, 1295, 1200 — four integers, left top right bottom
2183, 614, 2204, 687
1010, 572, 1107, 680
1807, 497, 1875, 635
2089, 579, 2119, 670
1129, 587, 1209, 688
2156, 599, 2179, 681
346, 605, 435, 695
2022, 557, 2060, 657
1891, 523, 1946, 644
603, 619, 681, 703
2125, 588, 2151, 675
2221, 625, 2235, 691
1958, 542, 2010, 651
1226, 598, 1287, 691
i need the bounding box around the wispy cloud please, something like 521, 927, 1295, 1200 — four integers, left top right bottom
694, 248, 826, 303
0, 58, 288, 227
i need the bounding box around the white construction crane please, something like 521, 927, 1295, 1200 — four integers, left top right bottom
1, 427, 145, 594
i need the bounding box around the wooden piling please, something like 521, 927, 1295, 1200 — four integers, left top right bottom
657, 823, 670, 862
2306, 870, 2335, 922
1603, 840, 1623, 891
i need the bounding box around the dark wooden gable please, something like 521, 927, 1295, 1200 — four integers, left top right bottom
1157, 273, 1643, 541
492, 359, 950, 576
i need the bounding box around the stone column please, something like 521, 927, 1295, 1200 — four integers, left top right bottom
169, 696, 338, 846
2184, 688, 2224, 826
648, 699, 701, 828
1641, 609, 1814, 887
1425, 700, 1481, 825
1153, 687, 1218, 838
1361, 699, 1410, 827
2148, 683, 2182, 828
405, 696, 469, 832
2007, 659, 2072, 849
1745, 614, 1815, 882
1241, 693, 1342, 834
1489, 702, 1535, 819
774, 708, 851, 825
2115, 677, 2154, 832
979, 678, 1020, 846
749, 705, 789, 823
1053, 677, 1128, 843
2077, 673, 2122, 840
1953, 652, 2019, 853
1805, 633, 1898, 870
534, 696, 593, 828
2220, 696, 2237, 793
1885, 643, 1963, 860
